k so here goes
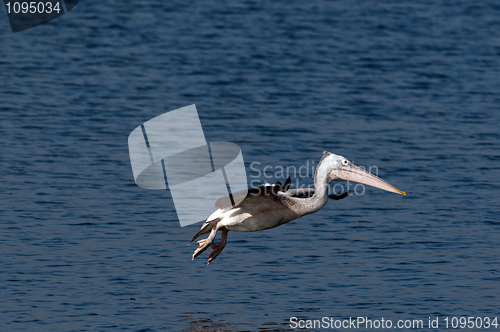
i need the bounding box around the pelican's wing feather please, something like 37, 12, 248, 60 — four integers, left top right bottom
214, 183, 281, 210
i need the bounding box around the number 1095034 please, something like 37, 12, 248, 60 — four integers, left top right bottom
5, 2, 61, 14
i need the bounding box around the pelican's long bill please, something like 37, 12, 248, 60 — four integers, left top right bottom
338, 163, 406, 196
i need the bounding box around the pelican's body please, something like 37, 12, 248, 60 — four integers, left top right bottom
208, 186, 309, 232
190, 151, 406, 264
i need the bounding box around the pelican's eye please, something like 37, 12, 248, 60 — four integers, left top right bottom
342, 159, 349, 166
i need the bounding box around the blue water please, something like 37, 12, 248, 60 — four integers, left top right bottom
1, 1, 499, 331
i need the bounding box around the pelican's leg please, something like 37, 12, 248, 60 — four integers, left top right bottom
207, 229, 228, 264
192, 227, 217, 260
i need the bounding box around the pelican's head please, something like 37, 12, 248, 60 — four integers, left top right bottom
321, 151, 406, 195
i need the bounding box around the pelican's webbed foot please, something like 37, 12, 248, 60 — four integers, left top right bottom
192, 227, 217, 260
207, 229, 228, 265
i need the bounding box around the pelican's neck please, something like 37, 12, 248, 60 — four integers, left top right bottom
303, 156, 331, 213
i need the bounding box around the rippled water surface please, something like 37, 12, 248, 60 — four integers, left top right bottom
1, 1, 499, 331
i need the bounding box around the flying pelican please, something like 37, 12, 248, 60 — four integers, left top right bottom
189, 151, 406, 264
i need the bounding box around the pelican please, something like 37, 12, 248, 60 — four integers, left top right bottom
189, 151, 406, 264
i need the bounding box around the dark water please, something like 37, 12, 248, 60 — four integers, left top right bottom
1, 1, 500, 331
